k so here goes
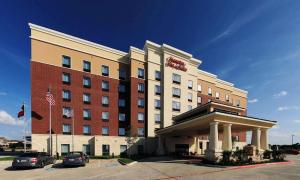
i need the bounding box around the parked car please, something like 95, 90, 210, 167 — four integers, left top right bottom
62, 152, 89, 167
12, 152, 56, 169
284, 149, 300, 155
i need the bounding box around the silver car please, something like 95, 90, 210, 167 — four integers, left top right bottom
12, 152, 56, 169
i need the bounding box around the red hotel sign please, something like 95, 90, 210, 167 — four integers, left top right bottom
166, 57, 187, 71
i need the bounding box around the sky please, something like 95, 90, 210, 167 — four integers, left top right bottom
0, 0, 299, 144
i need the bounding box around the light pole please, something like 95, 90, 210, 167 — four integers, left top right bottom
292, 134, 295, 149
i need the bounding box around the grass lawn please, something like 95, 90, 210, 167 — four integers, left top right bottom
0, 157, 15, 161
118, 158, 135, 165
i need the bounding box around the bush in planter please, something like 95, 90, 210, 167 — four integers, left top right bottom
233, 150, 248, 164
272, 150, 286, 161
263, 150, 272, 159
221, 150, 232, 165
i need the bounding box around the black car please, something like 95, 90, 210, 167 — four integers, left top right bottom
12, 152, 56, 169
62, 152, 89, 167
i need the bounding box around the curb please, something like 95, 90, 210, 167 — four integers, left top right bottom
229, 161, 293, 170
118, 159, 137, 166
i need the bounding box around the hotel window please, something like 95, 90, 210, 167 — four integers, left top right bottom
197, 96, 202, 104
172, 87, 181, 98
62, 90, 71, 101
120, 145, 127, 155
119, 128, 126, 136
61, 144, 70, 156
138, 68, 144, 79
83, 60, 91, 72
102, 80, 109, 91
83, 76, 91, 88
236, 99, 241, 107
154, 99, 161, 109
225, 94, 229, 102
138, 112, 144, 122
172, 73, 181, 84
102, 65, 109, 76
119, 68, 126, 80
102, 112, 109, 121
188, 105, 193, 111
102, 144, 110, 156
119, 84, 126, 93
102, 127, 109, 136
216, 92, 220, 99
155, 85, 161, 95
138, 98, 145, 108
83, 109, 91, 120
172, 101, 181, 111
208, 88, 212, 96
197, 84, 202, 92
188, 93, 193, 102
188, 80, 193, 89
62, 55, 71, 68
83, 125, 91, 135
138, 83, 145, 93
119, 113, 126, 121
62, 124, 71, 135
155, 114, 160, 124
83, 93, 91, 104
155, 70, 161, 81
102, 96, 109, 106
137, 128, 144, 137
119, 99, 126, 107
62, 107, 72, 118
62, 73, 71, 84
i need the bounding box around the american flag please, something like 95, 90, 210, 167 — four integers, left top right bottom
46, 92, 55, 106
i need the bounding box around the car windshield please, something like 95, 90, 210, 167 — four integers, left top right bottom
67, 152, 82, 157
19, 153, 39, 157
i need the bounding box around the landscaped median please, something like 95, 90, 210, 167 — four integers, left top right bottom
118, 158, 137, 166
0, 157, 15, 161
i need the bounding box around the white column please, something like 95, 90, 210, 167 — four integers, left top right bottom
251, 128, 261, 150
194, 137, 199, 154
209, 122, 219, 151
222, 124, 232, 151
260, 129, 269, 150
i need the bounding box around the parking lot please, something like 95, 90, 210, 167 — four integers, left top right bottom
0, 155, 299, 180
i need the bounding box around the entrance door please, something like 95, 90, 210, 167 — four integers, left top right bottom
175, 144, 189, 156
83, 144, 91, 155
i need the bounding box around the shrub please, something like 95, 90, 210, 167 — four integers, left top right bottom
263, 150, 272, 159
221, 150, 232, 165
272, 150, 286, 161
233, 150, 249, 164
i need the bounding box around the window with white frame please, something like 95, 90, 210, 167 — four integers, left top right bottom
172, 101, 181, 111
225, 94, 229, 102
62, 107, 72, 118
155, 85, 161, 95
138, 98, 145, 108
119, 128, 125, 136
188, 93, 193, 102
102, 81, 109, 91
188, 80, 193, 89
62, 56, 71, 68
208, 87, 212, 95
83, 125, 91, 135
102, 127, 109, 135
62, 73, 71, 84
155, 70, 161, 80
83, 76, 91, 88
138, 68, 144, 78
197, 84, 202, 92
138, 83, 144, 93
137, 128, 144, 137
138, 112, 144, 122
83, 93, 91, 104
172, 73, 181, 84
102, 96, 109, 106
83, 109, 91, 120
216, 92, 220, 99
102, 112, 109, 121
188, 105, 193, 111
155, 114, 160, 123
119, 113, 126, 121
236, 99, 241, 107
154, 99, 161, 109
172, 87, 181, 98
102, 65, 109, 76
62, 124, 71, 134
197, 96, 202, 104
62, 90, 71, 101
83, 60, 91, 72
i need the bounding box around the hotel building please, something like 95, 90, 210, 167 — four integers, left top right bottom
30, 23, 275, 159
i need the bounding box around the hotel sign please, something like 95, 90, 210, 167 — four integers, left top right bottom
166, 57, 187, 72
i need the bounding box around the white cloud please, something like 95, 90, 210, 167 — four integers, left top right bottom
0, 92, 7, 96
248, 98, 258, 104
293, 120, 300, 124
273, 90, 288, 98
277, 106, 299, 111
0, 110, 24, 126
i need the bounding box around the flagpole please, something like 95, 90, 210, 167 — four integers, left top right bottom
23, 102, 26, 153
48, 87, 52, 156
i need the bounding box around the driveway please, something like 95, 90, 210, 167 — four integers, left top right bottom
0, 155, 299, 180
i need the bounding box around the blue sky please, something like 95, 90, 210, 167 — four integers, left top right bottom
0, 0, 299, 144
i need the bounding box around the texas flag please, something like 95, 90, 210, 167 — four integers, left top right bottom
18, 104, 25, 118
